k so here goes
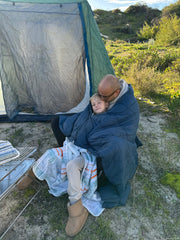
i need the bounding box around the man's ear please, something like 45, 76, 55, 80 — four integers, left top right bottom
115, 89, 120, 97
117, 89, 121, 94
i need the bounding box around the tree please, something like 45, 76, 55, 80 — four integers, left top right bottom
162, 0, 180, 18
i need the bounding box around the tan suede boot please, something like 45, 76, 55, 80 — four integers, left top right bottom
17, 168, 36, 190
65, 199, 89, 237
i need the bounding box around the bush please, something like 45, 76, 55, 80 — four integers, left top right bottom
156, 53, 177, 72
167, 91, 180, 116
111, 54, 135, 76
162, 70, 180, 95
132, 50, 176, 71
137, 22, 159, 40
125, 3, 148, 14
166, 58, 180, 74
124, 64, 162, 96
155, 15, 180, 46
111, 48, 177, 78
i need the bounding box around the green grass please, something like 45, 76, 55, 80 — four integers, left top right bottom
160, 173, 180, 198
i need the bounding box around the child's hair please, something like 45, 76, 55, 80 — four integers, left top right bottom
90, 93, 102, 102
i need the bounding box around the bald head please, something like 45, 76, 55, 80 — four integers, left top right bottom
97, 74, 121, 102
98, 74, 120, 92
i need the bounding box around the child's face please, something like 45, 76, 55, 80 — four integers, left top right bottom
91, 97, 108, 114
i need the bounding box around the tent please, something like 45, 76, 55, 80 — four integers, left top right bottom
0, 0, 114, 122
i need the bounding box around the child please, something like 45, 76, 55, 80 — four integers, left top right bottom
66, 93, 108, 202
64, 93, 108, 236
66, 94, 108, 204
33, 94, 109, 237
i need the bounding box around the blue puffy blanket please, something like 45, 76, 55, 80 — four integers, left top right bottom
59, 84, 141, 208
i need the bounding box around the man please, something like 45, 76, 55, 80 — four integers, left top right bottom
51, 74, 141, 236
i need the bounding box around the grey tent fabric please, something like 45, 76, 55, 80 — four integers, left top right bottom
0, 0, 114, 121
0, 2, 86, 118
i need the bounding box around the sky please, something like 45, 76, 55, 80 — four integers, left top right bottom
87, 0, 178, 12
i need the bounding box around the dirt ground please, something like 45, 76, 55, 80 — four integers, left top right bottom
0, 104, 180, 240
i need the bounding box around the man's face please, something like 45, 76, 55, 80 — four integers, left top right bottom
91, 98, 108, 114
97, 87, 120, 102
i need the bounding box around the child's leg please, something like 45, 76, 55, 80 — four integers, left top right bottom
66, 155, 85, 205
